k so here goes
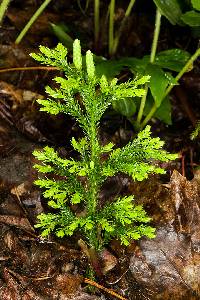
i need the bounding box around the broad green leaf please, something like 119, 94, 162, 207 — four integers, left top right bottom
144, 94, 172, 125
155, 49, 191, 71
95, 60, 125, 78
146, 64, 169, 107
153, 0, 182, 25
181, 11, 200, 26
95, 57, 148, 78
191, 0, 200, 11
112, 98, 136, 117
120, 56, 149, 74
51, 23, 73, 49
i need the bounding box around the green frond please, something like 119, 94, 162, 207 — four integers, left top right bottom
30, 43, 68, 70
35, 207, 76, 237
45, 86, 65, 98
103, 125, 177, 180
99, 196, 151, 224
35, 213, 59, 236
37, 99, 65, 115
33, 147, 85, 196
109, 76, 150, 101
43, 86, 86, 127
99, 218, 115, 232
117, 225, 156, 246
100, 142, 115, 153
53, 77, 80, 93
33, 146, 73, 166
34, 164, 54, 173
134, 75, 151, 85
96, 195, 155, 246
71, 137, 89, 155
34, 179, 84, 205
71, 192, 83, 204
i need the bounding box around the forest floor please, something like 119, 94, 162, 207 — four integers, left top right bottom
0, 1, 200, 299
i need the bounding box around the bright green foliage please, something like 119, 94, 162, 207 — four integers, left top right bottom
31, 40, 177, 250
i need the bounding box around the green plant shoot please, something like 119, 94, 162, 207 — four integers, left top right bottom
30, 40, 177, 253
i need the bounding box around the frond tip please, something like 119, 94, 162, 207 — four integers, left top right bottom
73, 39, 82, 71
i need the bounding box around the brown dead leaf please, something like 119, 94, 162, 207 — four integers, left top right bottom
0, 215, 34, 232
0, 81, 24, 105
11, 182, 28, 196
4, 230, 30, 266
2, 268, 22, 300
100, 248, 118, 274
56, 274, 83, 295
0, 80, 47, 142
170, 170, 200, 239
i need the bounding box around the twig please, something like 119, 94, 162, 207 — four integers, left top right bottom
0, 66, 58, 73
84, 277, 128, 300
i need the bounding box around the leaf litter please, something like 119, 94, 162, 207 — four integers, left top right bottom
0, 1, 200, 299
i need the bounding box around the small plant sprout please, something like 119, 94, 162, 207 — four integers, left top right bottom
30, 40, 177, 275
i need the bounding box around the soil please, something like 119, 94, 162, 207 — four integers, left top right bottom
0, 1, 200, 299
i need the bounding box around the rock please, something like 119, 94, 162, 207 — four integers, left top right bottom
127, 171, 200, 300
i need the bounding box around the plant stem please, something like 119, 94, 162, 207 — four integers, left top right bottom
15, 0, 52, 44
165, 47, 200, 96
125, 0, 136, 17
94, 0, 100, 48
136, 84, 148, 125
112, 0, 136, 55
140, 47, 200, 129
140, 104, 157, 129
136, 8, 161, 125
77, 0, 90, 15
109, 0, 115, 56
0, 0, 10, 24
150, 9, 161, 64
88, 132, 98, 215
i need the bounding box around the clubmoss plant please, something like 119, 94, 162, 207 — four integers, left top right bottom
30, 40, 177, 274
